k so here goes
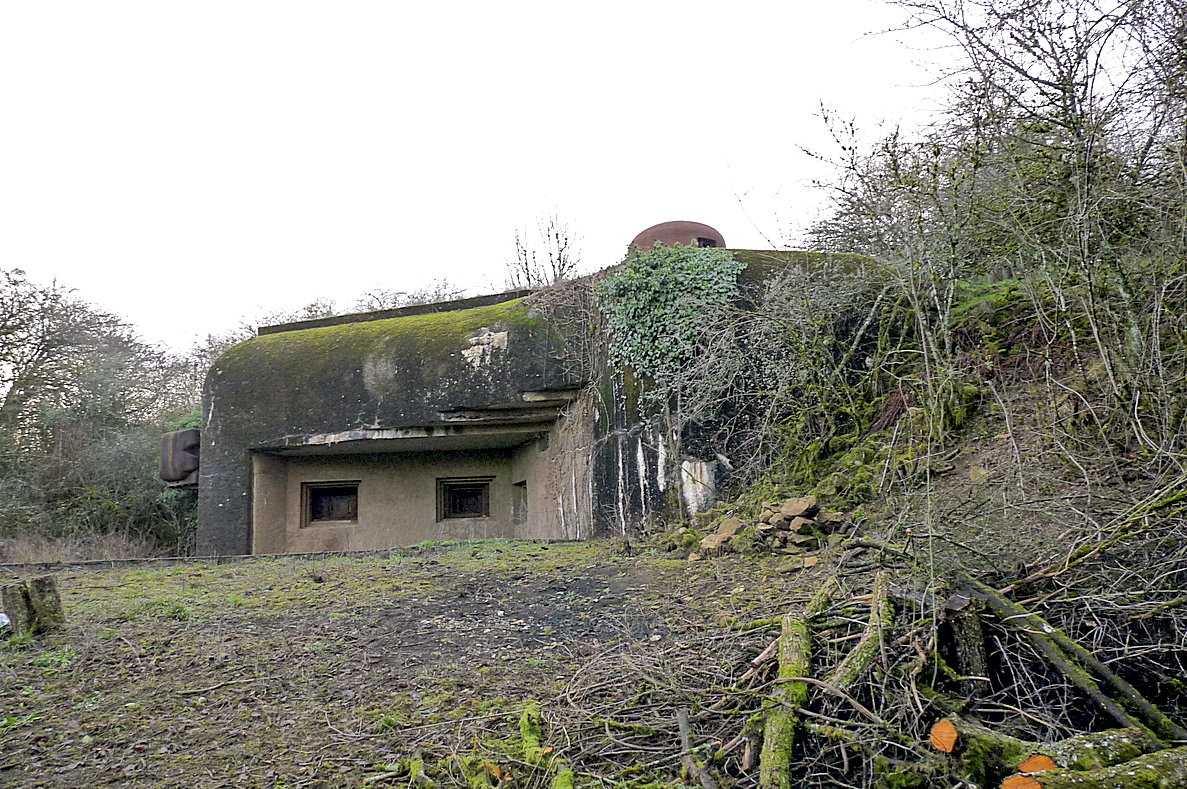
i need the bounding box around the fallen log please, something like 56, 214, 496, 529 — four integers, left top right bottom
948, 601, 989, 699
928, 717, 1161, 786
758, 614, 810, 789
999, 744, 1187, 789
758, 578, 836, 789
1017, 755, 1057, 772
826, 571, 892, 693
1032, 728, 1162, 772
930, 719, 958, 753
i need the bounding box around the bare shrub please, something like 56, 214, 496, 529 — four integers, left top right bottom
0, 530, 162, 564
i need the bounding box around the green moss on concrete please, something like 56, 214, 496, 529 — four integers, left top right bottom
730, 250, 878, 290
213, 297, 537, 382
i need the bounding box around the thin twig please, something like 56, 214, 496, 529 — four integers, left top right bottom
765, 676, 887, 727
177, 676, 281, 696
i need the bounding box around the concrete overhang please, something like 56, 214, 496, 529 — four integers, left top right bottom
246, 388, 584, 458
253, 422, 552, 457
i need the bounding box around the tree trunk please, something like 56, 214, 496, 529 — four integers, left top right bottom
949, 604, 988, 699
2, 575, 65, 636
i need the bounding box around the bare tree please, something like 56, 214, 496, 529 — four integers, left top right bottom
808, 0, 1187, 457
352, 279, 466, 312
506, 212, 583, 289
0, 268, 201, 556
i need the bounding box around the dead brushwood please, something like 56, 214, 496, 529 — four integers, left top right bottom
677, 709, 719, 789
826, 572, 892, 694
967, 579, 1187, 743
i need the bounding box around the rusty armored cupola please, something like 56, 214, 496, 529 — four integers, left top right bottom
628, 221, 726, 252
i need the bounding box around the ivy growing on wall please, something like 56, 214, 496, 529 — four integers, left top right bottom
595, 246, 745, 387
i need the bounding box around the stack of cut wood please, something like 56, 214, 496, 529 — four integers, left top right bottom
735, 544, 1187, 789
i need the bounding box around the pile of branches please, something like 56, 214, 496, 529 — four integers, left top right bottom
350, 477, 1186, 789
529, 513, 1187, 788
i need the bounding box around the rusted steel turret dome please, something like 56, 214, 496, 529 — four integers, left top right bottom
629, 221, 726, 252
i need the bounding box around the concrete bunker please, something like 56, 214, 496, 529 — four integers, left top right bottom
194, 242, 875, 556
198, 292, 592, 556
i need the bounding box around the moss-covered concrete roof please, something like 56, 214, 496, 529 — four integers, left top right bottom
206, 249, 873, 442
729, 249, 877, 287
196, 247, 877, 555
207, 296, 571, 443
257, 290, 534, 336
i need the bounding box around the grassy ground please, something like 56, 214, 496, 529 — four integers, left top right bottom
1, 539, 826, 788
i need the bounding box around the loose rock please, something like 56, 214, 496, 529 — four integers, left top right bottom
790, 516, 816, 535
781, 496, 818, 519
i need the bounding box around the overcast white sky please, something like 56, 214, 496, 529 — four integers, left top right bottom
1, 1, 948, 350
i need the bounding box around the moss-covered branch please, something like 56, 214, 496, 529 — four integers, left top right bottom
678, 708, 719, 789
759, 614, 811, 789
940, 719, 1161, 785
1013, 744, 1187, 788
826, 571, 892, 693
758, 577, 837, 789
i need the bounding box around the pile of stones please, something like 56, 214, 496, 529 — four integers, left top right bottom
692, 495, 848, 560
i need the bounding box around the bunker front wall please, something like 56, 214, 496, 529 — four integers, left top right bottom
250, 441, 566, 554
198, 297, 581, 556
584, 250, 878, 534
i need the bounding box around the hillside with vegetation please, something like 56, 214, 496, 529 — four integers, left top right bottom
4, 0, 1187, 786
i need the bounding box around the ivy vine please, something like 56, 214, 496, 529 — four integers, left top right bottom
596, 246, 744, 385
